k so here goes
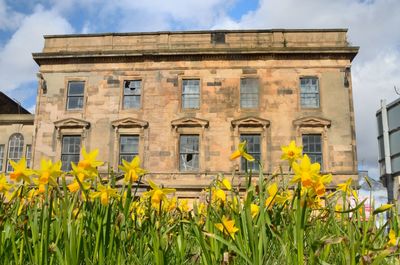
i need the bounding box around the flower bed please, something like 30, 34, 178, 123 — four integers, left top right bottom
0, 142, 399, 264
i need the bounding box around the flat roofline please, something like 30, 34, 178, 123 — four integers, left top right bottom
43, 28, 349, 39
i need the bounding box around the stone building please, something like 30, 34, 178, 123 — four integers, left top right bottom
0, 92, 34, 172
32, 29, 359, 195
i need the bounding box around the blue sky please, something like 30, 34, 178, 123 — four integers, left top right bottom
0, 0, 399, 179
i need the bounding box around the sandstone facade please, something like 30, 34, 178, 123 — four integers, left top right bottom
32, 29, 359, 196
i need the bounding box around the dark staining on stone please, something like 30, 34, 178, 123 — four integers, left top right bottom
278, 88, 293, 95
242, 68, 257, 74
206, 81, 222, 87
167, 78, 178, 87
107, 78, 120, 85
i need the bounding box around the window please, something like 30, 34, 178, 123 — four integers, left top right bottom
61, 136, 81, 171
240, 134, 261, 171
119, 135, 139, 164
182, 79, 200, 109
26, 145, 32, 168
240, 78, 259, 108
67, 81, 85, 110
179, 135, 199, 171
6, 134, 24, 172
123, 80, 141, 109
0, 145, 4, 172
300, 77, 319, 108
302, 134, 323, 166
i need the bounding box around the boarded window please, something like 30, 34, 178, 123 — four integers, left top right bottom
182, 79, 200, 109
240, 134, 261, 171
119, 135, 139, 164
123, 80, 141, 109
179, 135, 199, 171
6, 134, 24, 172
300, 77, 319, 108
67, 81, 84, 110
240, 78, 259, 108
302, 134, 323, 167
61, 136, 81, 171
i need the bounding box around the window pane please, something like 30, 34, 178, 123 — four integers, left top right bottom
240, 134, 261, 171
61, 136, 81, 171
68, 82, 84, 95
240, 78, 259, 108
180, 135, 199, 171
0, 145, 4, 172
6, 134, 24, 172
119, 135, 139, 165
26, 145, 32, 168
123, 96, 141, 109
302, 134, 323, 168
300, 77, 319, 108
67, 97, 84, 110
182, 79, 200, 109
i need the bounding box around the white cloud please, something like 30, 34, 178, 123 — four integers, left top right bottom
0, 5, 73, 93
0, 0, 24, 31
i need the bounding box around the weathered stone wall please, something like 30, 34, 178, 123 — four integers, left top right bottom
0, 114, 34, 172
32, 30, 359, 195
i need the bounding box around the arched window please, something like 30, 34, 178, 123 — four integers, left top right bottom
6, 133, 24, 172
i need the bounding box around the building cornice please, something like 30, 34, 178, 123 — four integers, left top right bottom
33, 48, 359, 66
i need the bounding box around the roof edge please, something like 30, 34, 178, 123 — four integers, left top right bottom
43, 28, 349, 39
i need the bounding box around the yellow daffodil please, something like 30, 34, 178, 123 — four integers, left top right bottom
291, 155, 320, 188
9, 158, 33, 183
221, 177, 232, 190
388, 229, 398, 246
337, 178, 353, 194
211, 187, 226, 204
67, 163, 92, 192
311, 174, 332, 197
0, 173, 12, 193
265, 182, 278, 208
90, 184, 119, 206
215, 215, 240, 239
230, 141, 255, 161
250, 203, 259, 218
144, 180, 176, 209
33, 159, 62, 193
178, 199, 190, 213
281, 141, 302, 165
77, 147, 104, 171
119, 156, 147, 183
164, 197, 177, 212
275, 190, 293, 206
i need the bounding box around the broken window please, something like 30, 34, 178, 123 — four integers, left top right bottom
182, 79, 200, 109
67, 81, 84, 110
123, 80, 141, 109
119, 135, 139, 165
240, 134, 261, 171
61, 136, 81, 171
240, 78, 259, 108
302, 134, 323, 168
300, 77, 319, 108
179, 135, 199, 171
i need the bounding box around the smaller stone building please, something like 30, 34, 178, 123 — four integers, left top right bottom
0, 92, 34, 172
